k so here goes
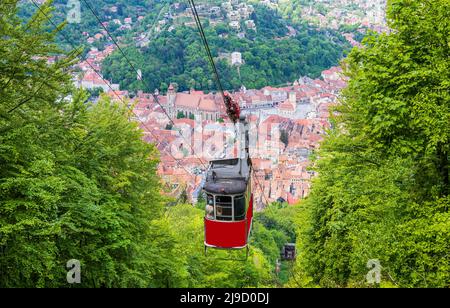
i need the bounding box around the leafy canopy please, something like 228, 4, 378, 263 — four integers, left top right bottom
291, 0, 450, 288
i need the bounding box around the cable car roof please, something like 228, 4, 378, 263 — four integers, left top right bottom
203, 158, 251, 195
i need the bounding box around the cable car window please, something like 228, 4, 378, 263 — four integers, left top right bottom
205, 194, 214, 219
234, 195, 246, 221
215, 195, 232, 221
216, 195, 231, 203
207, 194, 214, 206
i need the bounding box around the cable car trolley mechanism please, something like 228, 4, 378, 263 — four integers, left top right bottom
203, 96, 253, 258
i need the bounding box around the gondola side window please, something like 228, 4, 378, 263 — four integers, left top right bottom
206, 194, 214, 219
234, 195, 246, 221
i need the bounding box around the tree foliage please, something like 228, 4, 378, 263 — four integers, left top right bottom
291, 0, 450, 288
1, 1, 167, 287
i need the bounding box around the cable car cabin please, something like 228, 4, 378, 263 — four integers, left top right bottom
203, 157, 253, 251
281, 243, 296, 261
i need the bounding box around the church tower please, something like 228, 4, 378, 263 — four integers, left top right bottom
167, 83, 176, 118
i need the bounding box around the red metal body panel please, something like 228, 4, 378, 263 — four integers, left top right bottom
246, 194, 253, 237
204, 194, 253, 249
204, 219, 247, 248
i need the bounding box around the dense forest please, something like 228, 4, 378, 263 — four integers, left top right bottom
290, 0, 450, 288
3, 0, 449, 289
0, 1, 297, 287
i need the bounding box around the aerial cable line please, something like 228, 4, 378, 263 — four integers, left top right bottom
81, 0, 269, 205
6, 45, 81, 113
187, 0, 241, 124
187, 0, 270, 205
80, 0, 208, 170
135, 1, 168, 44
187, 0, 225, 101
252, 170, 271, 207
29, 0, 198, 185
8, 81, 47, 113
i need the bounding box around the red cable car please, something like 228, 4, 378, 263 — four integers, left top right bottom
203, 115, 253, 257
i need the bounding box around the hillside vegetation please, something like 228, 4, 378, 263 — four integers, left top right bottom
19, 1, 350, 92
102, 3, 350, 92
290, 0, 450, 288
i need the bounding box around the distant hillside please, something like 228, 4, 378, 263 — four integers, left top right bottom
20, 1, 351, 92
101, 2, 351, 92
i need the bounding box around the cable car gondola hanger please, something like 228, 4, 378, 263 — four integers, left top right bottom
203, 115, 253, 260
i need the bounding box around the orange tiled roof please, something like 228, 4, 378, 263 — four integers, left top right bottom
198, 98, 216, 112
279, 99, 295, 111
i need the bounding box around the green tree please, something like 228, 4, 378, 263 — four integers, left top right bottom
0, 1, 78, 287
292, 0, 450, 288
0, 1, 169, 288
